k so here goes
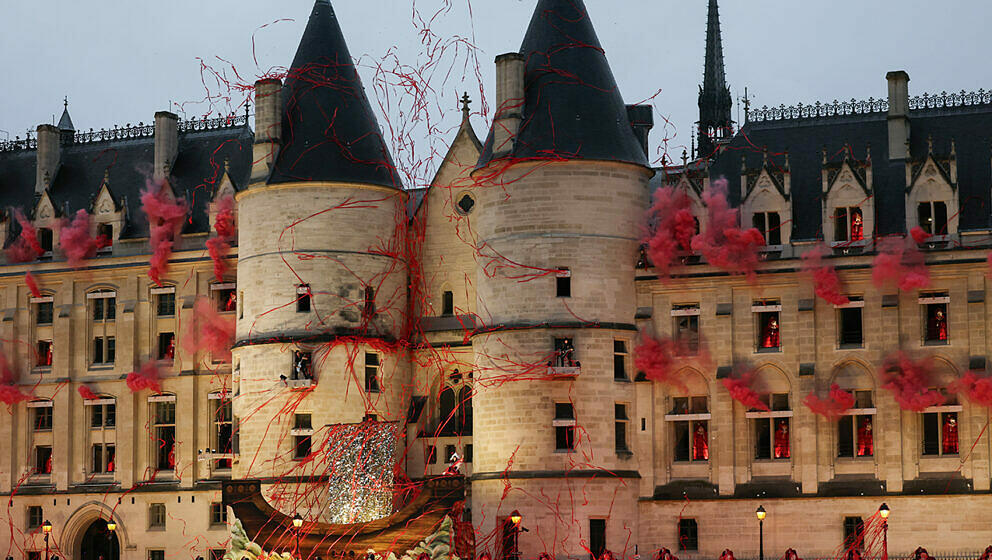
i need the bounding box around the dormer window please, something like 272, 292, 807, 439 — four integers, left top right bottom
833, 207, 864, 242
918, 201, 948, 236
211, 283, 237, 313
753, 300, 781, 351
37, 228, 53, 257
97, 223, 113, 252
920, 293, 949, 344
752, 212, 781, 245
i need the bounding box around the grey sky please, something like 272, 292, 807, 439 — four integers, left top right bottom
2, 1, 990, 187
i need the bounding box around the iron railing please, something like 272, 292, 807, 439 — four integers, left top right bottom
747, 89, 992, 123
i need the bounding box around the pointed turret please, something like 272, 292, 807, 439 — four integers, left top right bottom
57, 97, 75, 145
267, 0, 401, 188
477, 0, 647, 167
697, 0, 733, 158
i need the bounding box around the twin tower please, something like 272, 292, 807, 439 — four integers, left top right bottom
233, 0, 654, 556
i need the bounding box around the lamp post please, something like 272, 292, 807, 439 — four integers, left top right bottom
755, 506, 766, 560
879, 503, 890, 560
106, 519, 116, 560
509, 510, 523, 560
292, 513, 304, 559
42, 519, 52, 560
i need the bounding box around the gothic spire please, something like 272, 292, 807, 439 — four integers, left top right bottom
697, 0, 733, 159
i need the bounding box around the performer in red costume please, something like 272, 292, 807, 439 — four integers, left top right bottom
942, 414, 959, 454
857, 417, 873, 457
761, 316, 780, 348
784, 548, 801, 560
719, 549, 736, 560
850, 209, 864, 241
693, 423, 709, 460
774, 419, 790, 458
931, 308, 948, 341
224, 291, 237, 312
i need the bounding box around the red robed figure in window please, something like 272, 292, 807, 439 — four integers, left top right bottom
942, 415, 958, 454
931, 309, 948, 341
168, 443, 176, 469
850, 209, 864, 241
774, 419, 790, 458
224, 292, 237, 312
857, 417, 873, 456
165, 337, 176, 360
107, 449, 115, 473
761, 317, 780, 348
693, 423, 709, 460
44, 454, 52, 474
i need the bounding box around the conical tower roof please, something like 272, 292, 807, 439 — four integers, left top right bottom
477, 0, 647, 167
57, 98, 74, 131
268, 0, 401, 188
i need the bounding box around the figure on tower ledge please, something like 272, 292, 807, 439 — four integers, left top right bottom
761, 316, 780, 348
693, 423, 709, 460
851, 209, 864, 241
943, 414, 959, 454
774, 419, 790, 458
857, 417, 874, 456
554, 338, 577, 368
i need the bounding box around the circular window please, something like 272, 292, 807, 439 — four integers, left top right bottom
455, 193, 475, 215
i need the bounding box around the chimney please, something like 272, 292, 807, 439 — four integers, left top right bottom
886, 70, 911, 160
154, 111, 179, 182
493, 52, 525, 155
626, 104, 654, 159
35, 124, 60, 194
251, 78, 282, 184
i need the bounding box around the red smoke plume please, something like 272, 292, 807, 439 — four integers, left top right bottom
58, 209, 109, 268
25, 272, 41, 298
5, 209, 43, 263
141, 183, 188, 286
78, 385, 100, 400
801, 244, 849, 306
182, 297, 236, 363
206, 194, 236, 282
0, 348, 31, 406
644, 187, 696, 277
126, 361, 163, 394
691, 179, 766, 282
633, 333, 688, 390
871, 236, 929, 291
910, 226, 932, 245
879, 352, 945, 411
950, 371, 992, 409
803, 384, 855, 420
722, 369, 770, 411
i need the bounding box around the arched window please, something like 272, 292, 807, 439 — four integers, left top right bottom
439, 387, 457, 436
459, 385, 473, 435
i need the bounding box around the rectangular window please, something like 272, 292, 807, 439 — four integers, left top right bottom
613, 340, 628, 380
297, 284, 311, 313
678, 518, 699, 551
27, 505, 43, 529
838, 393, 874, 458
844, 516, 865, 551
556, 268, 571, 298
158, 332, 175, 361
214, 399, 233, 469
838, 302, 863, 347
97, 223, 113, 249
923, 296, 949, 344
153, 401, 176, 470
294, 413, 312, 430
589, 519, 606, 559
754, 394, 790, 460
293, 413, 312, 460
33, 406, 52, 431
365, 353, 380, 393
756, 310, 780, 350
426, 445, 437, 464
38, 228, 53, 254
554, 403, 576, 451
91, 444, 115, 473
442, 291, 454, 316
35, 446, 52, 474
156, 292, 176, 317
93, 336, 116, 364
753, 211, 782, 245
362, 286, 376, 320
922, 410, 959, 456
91, 403, 116, 428
210, 502, 227, 525
211, 551, 226, 560
149, 551, 166, 560
464, 444, 473, 463
36, 301, 53, 325
28, 552, 41, 560
36, 340, 53, 367
673, 313, 700, 355
216, 287, 237, 313
292, 351, 313, 380
615, 403, 630, 453
918, 201, 949, 236
92, 297, 116, 321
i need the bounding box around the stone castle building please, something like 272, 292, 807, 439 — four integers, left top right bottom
2, 0, 992, 558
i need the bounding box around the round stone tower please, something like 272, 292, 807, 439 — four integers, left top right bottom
470, 0, 653, 557
232, 0, 408, 522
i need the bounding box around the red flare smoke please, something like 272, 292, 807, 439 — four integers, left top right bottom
949, 371, 992, 408
126, 361, 163, 394
141, 182, 188, 286
644, 187, 696, 277
0, 347, 30, 406
871, 236, 929, 292
722, 369, 769, 411
78, 385, 100, 400
879, 352, 945, 411
633, 333, 687, 390
910, 226, 931, 245
801, 244, 849, 306
691, 179, 765, 282
803, 383, 855, 420
206, 194, 236, 281
5, 209, 43, 263
182, 297, 236, 363
58, 209, 103, 268
25, 272, 41, 298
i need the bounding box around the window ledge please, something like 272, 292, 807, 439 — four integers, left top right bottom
838, 343, 864, 350
922, 405, 963, 413
553, 449, 576, 454
664, 413, 712, 422
745, 410, 794, 419
614, 377, 631, 383
616, 449, 633, 458
923, 340, 949, 347
88, 365, 115, 371
755, 347, 781, 354
148, 526, 167, 532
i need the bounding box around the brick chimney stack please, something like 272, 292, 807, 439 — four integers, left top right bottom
493, 53, 525, 156
154, 111, 179, 182
886, 70, 911, 161
35, 124, 60, 194
251, 78, 282, 184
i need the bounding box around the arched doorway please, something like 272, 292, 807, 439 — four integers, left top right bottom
78, 519, 119, 560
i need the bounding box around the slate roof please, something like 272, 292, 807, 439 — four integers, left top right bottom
679, 103, 992, 241
477, 0, 648, 168
267, 0, 401, 189
0, 125, 253, 241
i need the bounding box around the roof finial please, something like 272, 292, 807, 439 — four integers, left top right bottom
460, 92, 471, 118
927, 134, 933, 154
224, 156, 231, 173
681, 149, 688, 167
103, 168, 110, 184
63, 96, 68, 110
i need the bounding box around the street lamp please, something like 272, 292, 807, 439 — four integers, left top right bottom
879, 503, 890, 560
509, 511, 523, 560
106, 518, 117, 560
292, 513, 303, 559
755, 506, 766, 560
42, 519, 52, 560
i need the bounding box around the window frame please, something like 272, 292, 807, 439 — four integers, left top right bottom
555, 267, 571, 298
752, 211, 782, 246
614, 403, 631, 454
665, 396, 710, 463
678, 518, 699, 552
837, 391, 875, 459
364, 352, 380, 393
917, 200, 949, 236
553, 402, 577, 452
85, 397, 117, 476
151, 397, 177, 472
296, 284, 311, 313
292, 413, 313, 460
752, 300, 782, 352
748, 393, 792, 461
836, 297, 865, 349
613, 340, 629, 381
210, 502, 228, 526
672, 304, 701, 355
920, 293, 950, 345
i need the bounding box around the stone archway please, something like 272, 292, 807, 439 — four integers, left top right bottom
61, 502, 130, 560
77, 519, 119, 560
